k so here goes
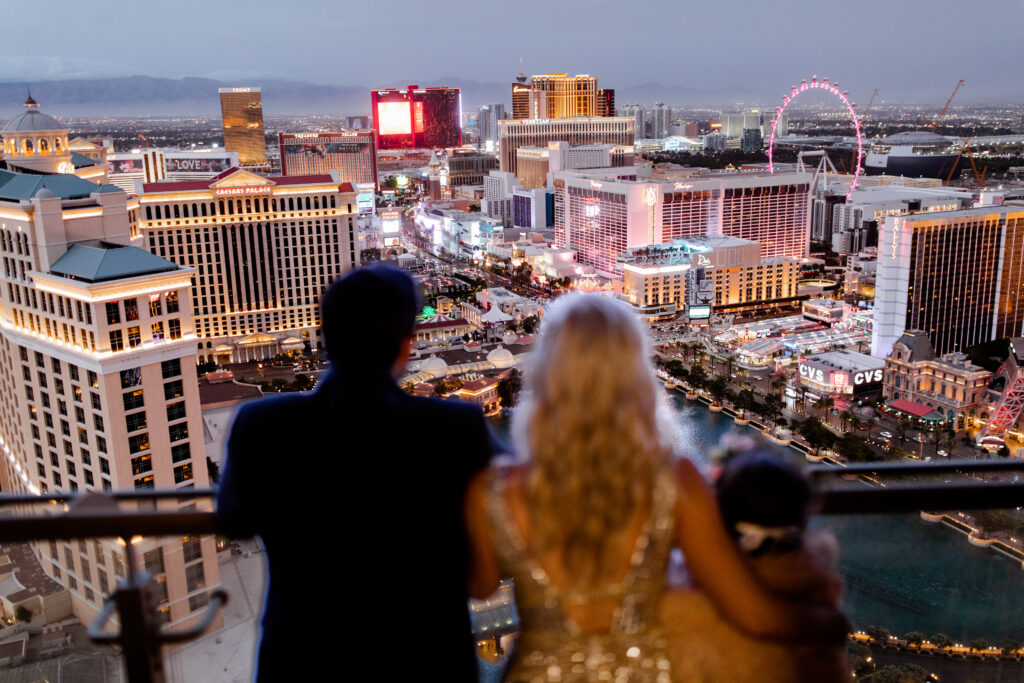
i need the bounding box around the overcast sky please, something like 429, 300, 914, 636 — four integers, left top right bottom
1, 0, 1021, 103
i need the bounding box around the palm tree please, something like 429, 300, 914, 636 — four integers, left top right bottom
763, 393, 783, 427
820, 396, 835, 427
708, 377, 728, 406
839, 410, 854, 433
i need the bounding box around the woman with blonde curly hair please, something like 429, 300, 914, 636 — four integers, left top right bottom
465, 293, 848, 682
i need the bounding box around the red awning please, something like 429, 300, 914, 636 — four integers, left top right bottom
887, 398, 941, 419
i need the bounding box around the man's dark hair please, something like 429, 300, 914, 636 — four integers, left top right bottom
320, 264, 421, 369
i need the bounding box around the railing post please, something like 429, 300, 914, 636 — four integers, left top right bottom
115, 570, 165, 683
90, 536, 227, 683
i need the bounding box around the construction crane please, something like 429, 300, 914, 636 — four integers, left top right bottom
946, 137, 987, 187
931, 79, 964, 132
860, 88, 879, 123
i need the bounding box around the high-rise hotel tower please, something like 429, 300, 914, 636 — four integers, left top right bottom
219, 87, 267, 166
510, 73, 616, 120
0, 166, 221, 630
138, 168, 359, 363
872, 205, 1024, 358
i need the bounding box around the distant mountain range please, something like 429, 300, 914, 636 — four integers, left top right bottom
0, 75, 1016, 119
0, 75, 780, 119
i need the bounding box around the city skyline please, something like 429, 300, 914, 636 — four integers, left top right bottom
0, 0, 1022, 106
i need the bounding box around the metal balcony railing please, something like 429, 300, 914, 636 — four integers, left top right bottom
0, 459, 1022, 682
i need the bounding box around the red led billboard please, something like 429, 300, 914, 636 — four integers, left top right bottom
371, 86, 461, 150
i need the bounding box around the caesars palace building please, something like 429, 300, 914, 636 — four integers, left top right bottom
137, 168, 359, 363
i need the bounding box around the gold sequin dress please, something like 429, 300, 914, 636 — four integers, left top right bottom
487, 470, 676, 683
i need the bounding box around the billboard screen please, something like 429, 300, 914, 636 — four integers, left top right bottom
107, 158, 144, 174
165, 156, 233, 174
688, 305, 711, 319
355, 182, 375, 215
377, 102, 411, 135
283, 141, 370, 157
380, 209, 402, 234
357, 193, 374, 214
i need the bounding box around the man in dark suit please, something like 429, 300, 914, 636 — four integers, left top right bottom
217, 264, 497, 681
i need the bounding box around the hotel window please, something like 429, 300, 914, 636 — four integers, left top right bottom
143, 548, 164, 574
124, 297, 139, 322
109, 330, 124, 352
168, 319, 181, 340
189, 592, 209, 613
128, 433, 150, 455
105, 302, 120, 324
164, 380, 184, 401
131, 453, 152, 475
182, 536, 202, 563
169, 423, 188, 442
167, 402, 186, 422
152, 321, 165, 342
134, 475, 154, 490
123, 390, 144, 412
174, 462, 194, 484
171, 443, 191, 463
126, 412, 147, 433
127, 327, 141, 348
120, 367, 142, 389
161, 359, 181, 379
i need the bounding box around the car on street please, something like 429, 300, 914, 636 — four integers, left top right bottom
937, 449, 948, 457
880, 431, 893, 439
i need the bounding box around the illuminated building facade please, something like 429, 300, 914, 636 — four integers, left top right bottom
0, 167, 220, 630
512, 82, 532, 121
798, 350, 885, 398
371, 86, 462, 150
278, 131, 378, 189
552, 168, 812, 275
509, 74, 616, 121
445, 150, 499, 187
138, 168, 359, 362
515, 142, 634, 190
106, 150, 240, 193
2, 97, 107, 185
872, 206, 1024, 358
498, 117, 634, 176
596, 89, 615, 118
883, 330, 992, 428
218, 87, 267, 166
619, 236, 799, 318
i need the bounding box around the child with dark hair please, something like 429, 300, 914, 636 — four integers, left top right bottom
662, 450, 848, 682
716, 449, 813, 556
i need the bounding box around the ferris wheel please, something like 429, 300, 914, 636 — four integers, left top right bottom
766, 76, 863, 200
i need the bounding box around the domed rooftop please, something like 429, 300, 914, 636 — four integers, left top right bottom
487, 346, 515, 370
419, 355, 448, 378
2, 96, 66, 133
